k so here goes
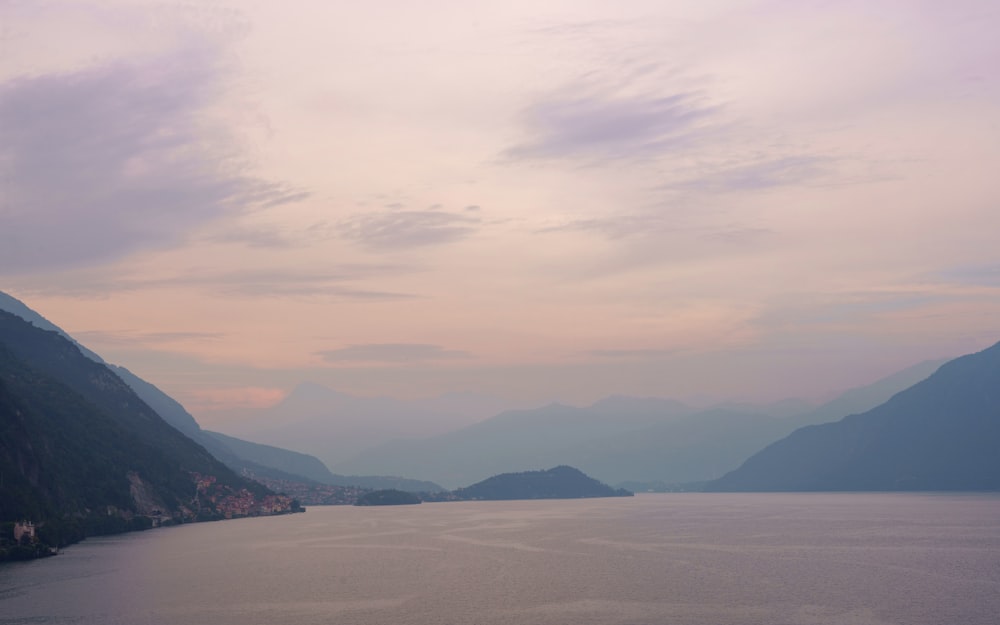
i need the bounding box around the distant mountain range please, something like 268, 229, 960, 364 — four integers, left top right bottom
216, 380, 526, 467
706, 340, 1000, 491
4, 289, 990, 509
329, 360, 945, 489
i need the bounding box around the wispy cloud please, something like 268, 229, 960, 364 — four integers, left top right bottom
504, 91, 718, 163
699, 226, 774, 245
538, 211, 773, 248
317, 343, 472, 364
205, 227, 296, 249
672, 156, 833, 193
199, 266, 418, 300
223, 280, 413, 300
536, 213, 669, 239
5, 266, 417, 300
74, 330, 225, 346
0, 42, 305, 275
587, 348, 679, 359
934, 264, 1000, 288
338, 210, 480, 249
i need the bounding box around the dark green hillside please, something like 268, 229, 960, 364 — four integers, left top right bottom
707, 341, 1000, 491
0, 292, 440, 498
0, 292, 325, 486
0, 311, 297, 558
454, 466, 633, 500
0, 343, 155, 528
0, 311, 260, 497
0, 291, 105, 362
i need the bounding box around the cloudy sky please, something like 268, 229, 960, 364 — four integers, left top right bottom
2, 0, 998, 424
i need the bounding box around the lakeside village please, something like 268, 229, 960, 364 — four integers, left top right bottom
190, 473, 302, 521
1, 468, 452, 561
1, 472, 302, 562
243, 472, 437, 506
3, 470, 420, 561
249, 475, 371, 505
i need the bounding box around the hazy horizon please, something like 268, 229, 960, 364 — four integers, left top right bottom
2, 1, 998, 422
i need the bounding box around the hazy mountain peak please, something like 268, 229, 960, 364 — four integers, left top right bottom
284, 381, 347, 402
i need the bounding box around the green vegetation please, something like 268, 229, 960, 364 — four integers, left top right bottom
354, 489, 422, 506
0, 311, 296, 561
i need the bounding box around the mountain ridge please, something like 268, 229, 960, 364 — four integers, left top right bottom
0, 310, 300, 558
706, 340, 1000, 491
0, 292, 446, 500
332, 360, 949, 490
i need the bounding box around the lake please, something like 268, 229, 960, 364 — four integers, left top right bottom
2, 493, 998, 624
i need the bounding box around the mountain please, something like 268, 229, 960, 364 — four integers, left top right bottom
334, 397, 697, 488
453, 466, 632, 500
783, 358, 946, 428
0, 292, 446, 494
202, 430, 340, 484
0, 311, 242, 489
552, 408, 794, 486
98, 369, 337, 484
334, 362, 948, 490
105, 368, 444, 490
706, 341, 1000, 491
0, 293, 341, 486
709, 397, 816, 419
0, 311, 299, 556
215, 381, 526, 467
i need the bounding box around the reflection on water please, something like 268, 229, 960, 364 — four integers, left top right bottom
1, 493, 998, 625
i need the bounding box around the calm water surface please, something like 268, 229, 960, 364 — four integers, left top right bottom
1, 493, 998, 625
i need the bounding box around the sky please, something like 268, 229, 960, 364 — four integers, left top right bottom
1, 0, 998, 426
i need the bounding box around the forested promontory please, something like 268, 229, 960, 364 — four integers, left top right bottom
452, 466, 633, 500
